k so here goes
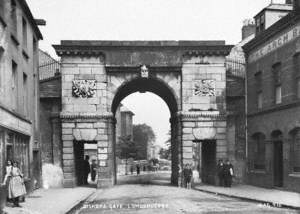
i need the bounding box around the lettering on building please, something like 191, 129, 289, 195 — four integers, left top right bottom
72, 80, 96, 98
249, 24, 300, 63
194, 80, 216, 96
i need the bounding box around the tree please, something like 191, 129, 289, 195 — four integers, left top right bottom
159, 130, 171, 160
133, 124, 156, 160
116, 135, 137, 174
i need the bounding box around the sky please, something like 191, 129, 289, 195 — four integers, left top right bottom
26, 0, 278, 147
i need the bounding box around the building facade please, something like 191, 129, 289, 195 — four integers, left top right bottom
244, 0, 300, 192
51, 40, 237, 188
0, 0, 42, 192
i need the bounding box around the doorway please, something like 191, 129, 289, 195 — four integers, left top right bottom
201, 140, 216, 185
32, 150, 40, 189
73, 140, 97, 186
273, 141, 283, 187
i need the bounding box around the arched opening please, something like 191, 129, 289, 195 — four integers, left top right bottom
111, 77, 179, 186
288, 128, 300, 174
271, 130, 283, 187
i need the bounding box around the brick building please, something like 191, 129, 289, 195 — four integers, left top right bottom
0, 0, 43, 192
243, 0, 300, 192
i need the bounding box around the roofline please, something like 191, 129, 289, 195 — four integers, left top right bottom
254, 3, 293, 19
243, 12, 300, 53
18, 0, 43, 40
52, 40, 233, 57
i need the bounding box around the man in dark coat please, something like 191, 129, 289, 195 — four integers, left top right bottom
183, 164, 193, 189
90, 159, 97, 182
224, 159, 234, 187
217, 159, 224, 187
83, 155, 90, 185
136, 164, 140, 175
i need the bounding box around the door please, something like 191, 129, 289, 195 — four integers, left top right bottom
73, 141, 84, 186
273, 141, 283, 187
201, 140, 216, 185
32, 150, 40, 188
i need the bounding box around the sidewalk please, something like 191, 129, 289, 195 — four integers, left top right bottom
194, 184, 300, 209
3, 187, 96, 214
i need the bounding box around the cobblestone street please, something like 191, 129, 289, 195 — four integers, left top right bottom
72, 172, 297, 214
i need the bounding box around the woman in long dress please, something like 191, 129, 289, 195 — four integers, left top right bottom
3, 161, 26, 207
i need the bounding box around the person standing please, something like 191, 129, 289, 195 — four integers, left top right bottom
224, 159, 234, 187
83, 155, 90, 185
183, 164, 193, 189
136, 164, 140, 175
90, 159, 97, 182
3, 161, 26, 207
217, 159, 224, 187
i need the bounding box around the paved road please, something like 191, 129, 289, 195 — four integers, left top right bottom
72, 172, 297, 214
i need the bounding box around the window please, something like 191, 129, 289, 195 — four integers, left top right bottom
275, 85, 282, 104
297, 78, 300, 99
10, 0, 17, 35
255, 71, 263, 109
23, 72, 28, 116
260, 14, 265, 31
251, 133, 266, 170
257, 91, 263, 109
291, 129, 300, 173
8, 132, 30, 178
22, 18, 27, 49
272, 63, 282, 104
12, 60, 18, 109
294, 54, 300, 99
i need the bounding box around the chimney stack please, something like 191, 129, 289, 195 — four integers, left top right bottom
242, 19, 255, 40
294, 0, 300, 13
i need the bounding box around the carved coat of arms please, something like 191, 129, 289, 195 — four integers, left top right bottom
72, 80, 96, 98
194, 80, 216, 96
140, 65, 149, 78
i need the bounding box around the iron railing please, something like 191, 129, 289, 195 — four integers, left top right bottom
226, 58, 246, 78
39, 59, 61, 80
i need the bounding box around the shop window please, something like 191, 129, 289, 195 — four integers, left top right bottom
7, 132, 30, 178
252, 133, 266, 170
292, 129, 300, 173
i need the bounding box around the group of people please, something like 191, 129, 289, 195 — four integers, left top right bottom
1, 160, 27, 207
217, 159, 234, 187
181, 159, 234, 189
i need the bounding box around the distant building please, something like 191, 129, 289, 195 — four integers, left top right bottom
0, 0, 43, 191
243, 0, 300, 192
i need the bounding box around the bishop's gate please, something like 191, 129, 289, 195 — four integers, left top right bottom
53, 41, 233, 188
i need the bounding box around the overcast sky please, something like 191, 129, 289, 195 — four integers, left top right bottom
27, 0, 276, 147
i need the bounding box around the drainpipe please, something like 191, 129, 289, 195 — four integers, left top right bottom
245, 55, 248, 168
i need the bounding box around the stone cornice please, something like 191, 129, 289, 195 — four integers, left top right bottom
60, 112, 114, 120
105, 65, 182, 73
183, 47, 233, 57
52, 45, 106, 57
175, 111, 226, 121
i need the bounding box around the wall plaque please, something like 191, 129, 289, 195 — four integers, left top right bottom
72, 80, 96, 98
99, 161, 107, 167
194, 80, 216, 96
98, 147, 108, 154
98, 154, 108, 160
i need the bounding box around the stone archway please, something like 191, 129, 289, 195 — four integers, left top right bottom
53, 40, 232, 188
110, 75, 180, 185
